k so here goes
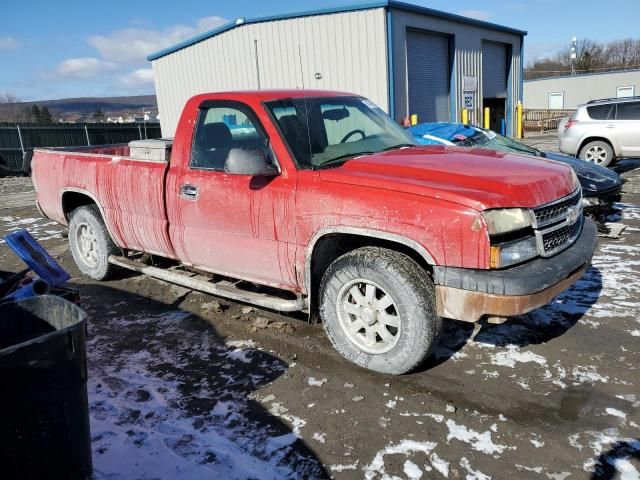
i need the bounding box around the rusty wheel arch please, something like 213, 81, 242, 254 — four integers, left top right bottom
61, 188, 122, 248
305, 228, 436, 319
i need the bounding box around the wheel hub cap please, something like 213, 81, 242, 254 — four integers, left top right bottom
336, 279, 401, 355
361, 307, 376, 326
76, 223, 98, 267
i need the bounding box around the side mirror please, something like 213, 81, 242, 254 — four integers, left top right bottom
224, 148, 279, 176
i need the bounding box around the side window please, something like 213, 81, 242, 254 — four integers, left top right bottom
191, 105, 267, 170
321, 103, 385, 146
586, 104, 613, 120
616, 101, 640, 120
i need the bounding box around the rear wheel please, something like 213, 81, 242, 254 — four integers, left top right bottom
579, 140, 614, 167
319, 247, 441, 374
68, 205, 119, 280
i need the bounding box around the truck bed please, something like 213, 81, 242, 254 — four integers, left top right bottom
32, 144, 176, 259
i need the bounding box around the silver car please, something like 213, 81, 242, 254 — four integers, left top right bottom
558, 96, 640, 167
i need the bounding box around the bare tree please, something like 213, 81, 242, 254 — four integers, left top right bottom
0, 92, 23, 122
605, 39, 640, 68
525, 37, 640, 80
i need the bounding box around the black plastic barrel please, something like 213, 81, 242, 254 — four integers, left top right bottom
0, 295, 92, 480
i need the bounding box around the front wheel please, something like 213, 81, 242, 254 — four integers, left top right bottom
68, 205, 119, 280
579, 140, 614, 167
319, 247, 441, 374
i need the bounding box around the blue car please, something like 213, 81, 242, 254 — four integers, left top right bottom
409, 122, 622, 210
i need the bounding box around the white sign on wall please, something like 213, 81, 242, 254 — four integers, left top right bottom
463, 76, 478, 92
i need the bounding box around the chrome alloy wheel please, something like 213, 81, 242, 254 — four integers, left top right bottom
336, 279, 401, 354
76, 222, 99, 267
584, 145, 609, 165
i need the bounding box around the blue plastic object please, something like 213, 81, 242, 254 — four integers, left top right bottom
409, 122, 476, 145
3, 230, 70, 287
3, 279, 51, 303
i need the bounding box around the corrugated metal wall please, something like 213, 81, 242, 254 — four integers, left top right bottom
152, 8, 389, 137
390, 9, 523, 134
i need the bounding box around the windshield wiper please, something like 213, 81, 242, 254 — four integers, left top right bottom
381, 143, 415, 152
316, 151, 375, 168
507, 144, 539, 156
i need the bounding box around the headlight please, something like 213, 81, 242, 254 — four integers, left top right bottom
482, 208, 533, 235
490, 236, 538, 268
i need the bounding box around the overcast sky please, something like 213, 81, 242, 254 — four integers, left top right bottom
1, 0, 638, 101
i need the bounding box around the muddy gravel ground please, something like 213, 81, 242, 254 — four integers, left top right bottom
1, 160, 639, 479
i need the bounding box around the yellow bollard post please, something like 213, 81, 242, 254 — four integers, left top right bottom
461, 108, 469, 125
410, 114, 418, 126
516, 101, 523, 139
483, 107, 490, 129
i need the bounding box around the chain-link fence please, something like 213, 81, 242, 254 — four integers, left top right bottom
0, 122, 162, 174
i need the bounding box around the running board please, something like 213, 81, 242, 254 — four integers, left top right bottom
108, 255, 307, 312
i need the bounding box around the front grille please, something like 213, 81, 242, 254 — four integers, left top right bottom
532, 188, 584, 257
533, 189, 582, 227
541, 217, 582, 254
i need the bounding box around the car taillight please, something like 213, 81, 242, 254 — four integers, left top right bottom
564, 119, 578, 130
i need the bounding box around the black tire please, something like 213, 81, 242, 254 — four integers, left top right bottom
319, 247, 441, 375
68, 205, 119, 280
579, 140, 614, 167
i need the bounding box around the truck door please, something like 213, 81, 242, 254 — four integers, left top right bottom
166, 100, 298, 290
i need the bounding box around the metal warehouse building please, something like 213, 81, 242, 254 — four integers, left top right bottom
524, 69, 640, 110
149, 1, 526, 137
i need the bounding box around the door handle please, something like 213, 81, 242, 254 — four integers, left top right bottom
605, 124, 615, 128
180, 184, 199, 200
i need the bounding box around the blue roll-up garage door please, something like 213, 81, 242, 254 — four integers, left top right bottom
406, 30, 450, 122
482, 42, 507, 98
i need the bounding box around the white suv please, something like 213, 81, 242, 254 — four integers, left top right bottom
558, 97, 640, 167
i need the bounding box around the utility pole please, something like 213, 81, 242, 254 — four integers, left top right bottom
570, 37, 577, 75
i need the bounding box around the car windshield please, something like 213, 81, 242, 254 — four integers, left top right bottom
265, 96, 417, 169
453, 127, 542, 157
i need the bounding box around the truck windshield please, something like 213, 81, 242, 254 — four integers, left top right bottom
265, 96, 417, 169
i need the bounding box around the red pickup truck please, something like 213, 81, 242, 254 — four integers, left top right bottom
32, 90, 597, 374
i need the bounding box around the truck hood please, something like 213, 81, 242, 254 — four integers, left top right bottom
319, 146, 576, 211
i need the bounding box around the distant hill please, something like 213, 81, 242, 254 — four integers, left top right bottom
10, 95, 158, 121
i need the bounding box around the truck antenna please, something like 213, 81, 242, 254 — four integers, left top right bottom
298, 44, 313, 164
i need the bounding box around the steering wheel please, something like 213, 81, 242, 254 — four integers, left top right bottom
340, 129, 366, 144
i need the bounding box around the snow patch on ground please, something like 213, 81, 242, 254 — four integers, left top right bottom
403, 459, 423, 479
307, 377, 327, 387
459, 457, 491, 480
330, 460, 359, 472
429, 452, 450, 477
605, 408, 627, 421
312, 432, 326, 444
363, 440, 437, 480
0, 216, 63, 243
88, 310, 323, 479
572, 428, 640, 476
445, 419, 511, 455
490, 346, 547, 368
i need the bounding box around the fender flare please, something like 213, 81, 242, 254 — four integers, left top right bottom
60, 187, 123, 248
304, 226, 436, 293
579, 134, 619, 157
